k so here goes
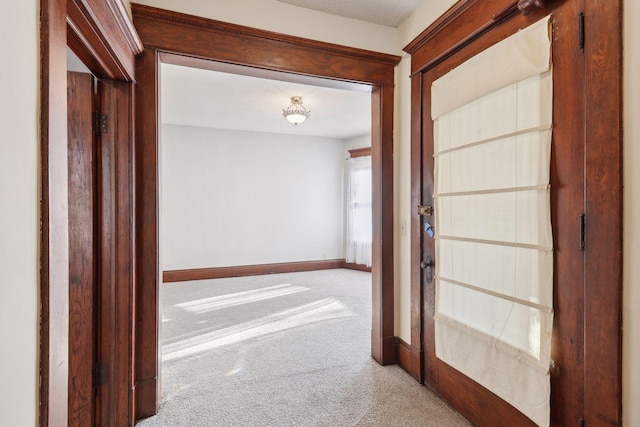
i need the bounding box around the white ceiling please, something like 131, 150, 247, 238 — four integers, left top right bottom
277, 0, 422, 27
161, 63, 373, 140
161, 0, 426, 139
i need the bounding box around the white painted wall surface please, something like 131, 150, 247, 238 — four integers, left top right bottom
395, 0, 458, 342
344, 134, 371, 153
161, 125, 346, 270
0, 1, 39, 426
132, 0, 398, 55
623, 0, 640, 424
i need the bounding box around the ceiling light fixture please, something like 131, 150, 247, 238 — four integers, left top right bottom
283, 96, 310, 126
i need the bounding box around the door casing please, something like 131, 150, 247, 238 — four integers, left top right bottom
404, 0, 622, 425
131, 4, 400, 419
39, 0, 142, 425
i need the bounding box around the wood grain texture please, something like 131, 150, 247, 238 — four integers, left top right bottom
40, 0, 70, 425
583, 0, 623, 424
163, 260, 347, 282
41, 0, 140, 425
396, 338, 422, 382
405, 0, 622, 425
132, 6, 399, 417
95, 78, 137, 427
67, 71, 96, 427
131, 4, 398, 86
134, 48, 161, 420
67, 0, 143, 80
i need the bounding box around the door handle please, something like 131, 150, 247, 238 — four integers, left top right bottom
421, 256, 434, 284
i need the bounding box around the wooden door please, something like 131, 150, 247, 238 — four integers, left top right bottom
415, 2, 588, 425
67, 71, 98, 426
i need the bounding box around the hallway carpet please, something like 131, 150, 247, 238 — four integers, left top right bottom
136, 269, 471, 427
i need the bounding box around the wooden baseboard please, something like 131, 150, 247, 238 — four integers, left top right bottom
396, 337, 422, 382
343, 262, 372, 272
163, 259, 348, 282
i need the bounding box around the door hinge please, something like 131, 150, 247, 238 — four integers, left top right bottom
94, 112, 108, 135
417, 205, 433, 216
94, 363, 108, 387
579, 12, 585, 50
579, 418, 585, 427
580, 213, 586, 251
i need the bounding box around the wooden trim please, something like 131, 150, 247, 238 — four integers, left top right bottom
583, 0, 623, 424
403, 0, 555, 76
163, 260, 346, 282
348, 147, 372, 158
40, 0, 140, 425
406, 0, 623, 425
131, 4, 399, 86
66, 0, 143, 81
40, 1, 70, 425
133, 48, 161, 421
370, 84, 396, 366
342, 262, 372, 273
132, 5, 398, 416
396, 338, 422, 382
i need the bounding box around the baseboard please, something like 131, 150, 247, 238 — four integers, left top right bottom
343, 262, 372, 272
396, 337, 422, 382
163, 259, 347, 282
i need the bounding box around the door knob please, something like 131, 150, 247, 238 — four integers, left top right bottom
421, 256, 434, 283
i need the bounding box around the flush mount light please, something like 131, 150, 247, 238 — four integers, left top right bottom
282, 96, 310, 126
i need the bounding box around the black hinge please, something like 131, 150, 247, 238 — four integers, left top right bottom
94, 363, 108, 387
580, 214, 586, 251
580, 418, 585, 427
579, 12, 585, 50
94, 112, 108, 135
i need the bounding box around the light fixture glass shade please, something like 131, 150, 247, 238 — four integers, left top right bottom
283, 96, 310, 126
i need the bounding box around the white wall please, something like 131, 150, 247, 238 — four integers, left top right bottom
623, 0, 640, 424
394, 0, 458, 342
344, 134, 371, 153
133, 0, 398, 55
0, 1, 39, 426
162, 125, 346, 270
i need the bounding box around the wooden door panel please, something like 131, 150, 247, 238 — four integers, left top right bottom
67, 71, 97, 427
415, 2, 587, 425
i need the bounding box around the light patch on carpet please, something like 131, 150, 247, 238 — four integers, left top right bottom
163, 298, 355, 361
175, 284, 309, 314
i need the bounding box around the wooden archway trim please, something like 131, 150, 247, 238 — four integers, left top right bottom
131, 3, 400, 419
40, 0, 141, 425
404, 0, 622, 424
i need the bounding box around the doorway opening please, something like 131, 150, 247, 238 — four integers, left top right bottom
132, 5, 400, 417
155, 58, 375, 414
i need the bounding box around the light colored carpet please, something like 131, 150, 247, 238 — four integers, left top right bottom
136, 269, 471, 427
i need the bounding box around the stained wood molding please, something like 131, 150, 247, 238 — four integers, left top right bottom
41, 0, 140, 424
396, 338, 421, 382
133, 5, 399, 418
163, 259, 345, 282
348, 147, 372, 158
66, 0, 143, 80
403, 0, 555, 76
405, 0, 622, 425
131, 4, 399, 86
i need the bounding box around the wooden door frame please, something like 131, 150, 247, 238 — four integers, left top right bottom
404, 0, 622, 425
39, 0, 142, 425
131, 4, 399, 419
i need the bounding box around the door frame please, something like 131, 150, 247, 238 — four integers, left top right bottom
131, 4, 400, 418
39, 0, 142, 425
404, 0, 622, 425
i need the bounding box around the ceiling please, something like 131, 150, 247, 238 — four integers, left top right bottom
161, 0, 425, 140
277, 0, 422, 27
161, 63, 373, 140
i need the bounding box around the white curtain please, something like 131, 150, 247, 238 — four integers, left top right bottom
432, 17, 553, 427
345, 156, 372, 267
